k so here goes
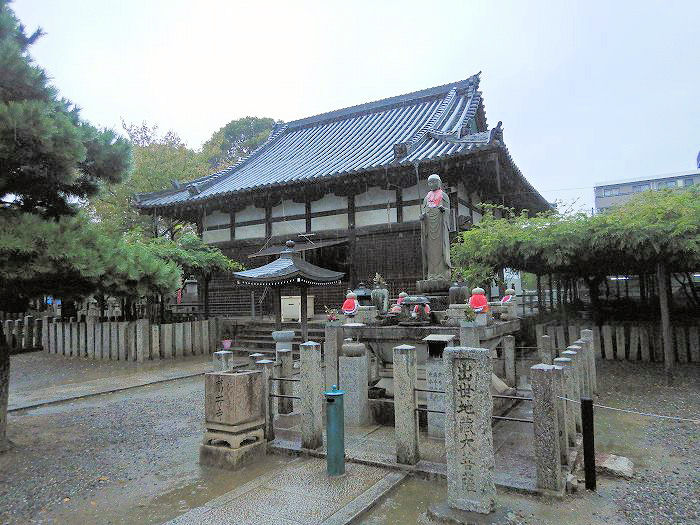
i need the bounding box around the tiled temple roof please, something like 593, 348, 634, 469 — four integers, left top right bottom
135, 74, 544, 209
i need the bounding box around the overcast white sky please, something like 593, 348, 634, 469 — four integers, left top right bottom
12, 0, 700, 209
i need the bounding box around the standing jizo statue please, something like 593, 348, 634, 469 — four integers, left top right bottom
420, 174, 452, 282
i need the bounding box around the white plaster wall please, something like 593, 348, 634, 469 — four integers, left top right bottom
356, 207, 397, 227
403, 204, 421, 222
403, 181, 428, 202
355, 186, 395, 207
203, 228, 231, 244
204, 210, 230, 227
272, 219, 306, 237
473, 210, 482, 224
235, 205, 265, 223
235, 223, 266, 239
311, 213, 348, 232
272, 200, 305, 218
311, 194, 347, 213
458, 203, 470, 217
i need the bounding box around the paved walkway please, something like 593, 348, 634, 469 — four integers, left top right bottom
271, 399, 538, 493
168, 457, 405, 525
8, 351, 246, 411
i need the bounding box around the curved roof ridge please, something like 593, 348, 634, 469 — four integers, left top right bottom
285, 73, 481, 130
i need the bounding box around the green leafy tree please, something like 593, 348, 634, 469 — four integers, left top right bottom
0, 0, 131, 450
201, 116, 278, 169
89, 121, 208, 235
452, 188, 700, 377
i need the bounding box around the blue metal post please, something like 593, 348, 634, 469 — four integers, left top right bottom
325, 385, 345, 476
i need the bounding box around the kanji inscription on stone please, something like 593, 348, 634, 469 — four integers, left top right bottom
204, 371, 263, 426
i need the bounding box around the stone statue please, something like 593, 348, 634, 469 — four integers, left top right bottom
420, 174, 452, 282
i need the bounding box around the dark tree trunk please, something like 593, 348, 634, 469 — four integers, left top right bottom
548, 274, 554, 311
639, 273, 646, 305
203, 276, 211, 318
536, 274, 543, 313
0, 335, 9, 452
656, 262, 674, 378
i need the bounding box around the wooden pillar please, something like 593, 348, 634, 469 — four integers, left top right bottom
395, 187, 403, 223
305, 200, 312, 233
274, 288, 282, 330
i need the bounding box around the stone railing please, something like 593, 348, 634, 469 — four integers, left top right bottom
2, 315, 42, 352
43, 318, 221, 361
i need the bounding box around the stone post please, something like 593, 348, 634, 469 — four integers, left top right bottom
551, 365, 569, 466
570, 343, 589, 398
78, 322, 87, 357
201, 320, 210, 354
426, 354, 445, 438
92, 322, 100, 359
459, 324, 479, 347
161, 323, 174, 359
256, 359, 275, 441
135, 319, 150, 362
213, 350, 234, 371
174, 322, 185, 358
323, 324, 344, 389
41, 316, 51, 353
580, 329, 597, 395
101, 321, 110, 360
602, 325, 613, 360
277, 348, 294, 414
68, 320, 76, 358
117, 322, 128, 361
48, 318, 56, 354
4, 320, 13, 349
22, 315, 33, 350
561, 348, 582, 433
208, 318, 218, 354
503, 335, 516, 387
110, 321, 119, 361
444, 347, 496, 514
183, 321, 193, 356
299, 341, 323, 450
192, 321, 202, 355
546, 325, 556, 352
554, 357, 578, 445
339, 340, 369, 427
393, 344, 419, 465
530, 364, 564, 494
539, 334, 553, 364
151, 325, 161, 360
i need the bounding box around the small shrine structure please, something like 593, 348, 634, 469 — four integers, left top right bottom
232, 240, 344, 339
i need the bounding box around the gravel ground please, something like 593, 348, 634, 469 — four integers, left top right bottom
0, 375, 288, 524
598, 362, 699, 525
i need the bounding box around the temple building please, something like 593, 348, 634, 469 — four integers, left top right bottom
134, 74, 548, 316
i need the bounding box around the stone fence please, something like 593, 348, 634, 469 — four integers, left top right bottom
536, 322, 699, 364
43, 318, 221, 361
2, 315, 42, 352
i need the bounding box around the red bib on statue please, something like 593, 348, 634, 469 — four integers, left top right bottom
469, 294, 489, 312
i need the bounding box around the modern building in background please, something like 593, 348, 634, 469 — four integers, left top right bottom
594, 168, 699, 213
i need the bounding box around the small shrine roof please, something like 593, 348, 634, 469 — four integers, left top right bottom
233, 241, 344, 287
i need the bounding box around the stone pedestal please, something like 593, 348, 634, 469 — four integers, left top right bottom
354, 305, 378, 325
426, 356, 445, 438
213, 350, 234, 371
416, 279, 450, 311
445, 304, 470, 326
339, 341, 369, 426
458, 324, 479, 347
299, 341, 323, 450
444, 347, 496, 514
393, 344, 419, 465
200, 370, 266, 471
530, 364, 564, 494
